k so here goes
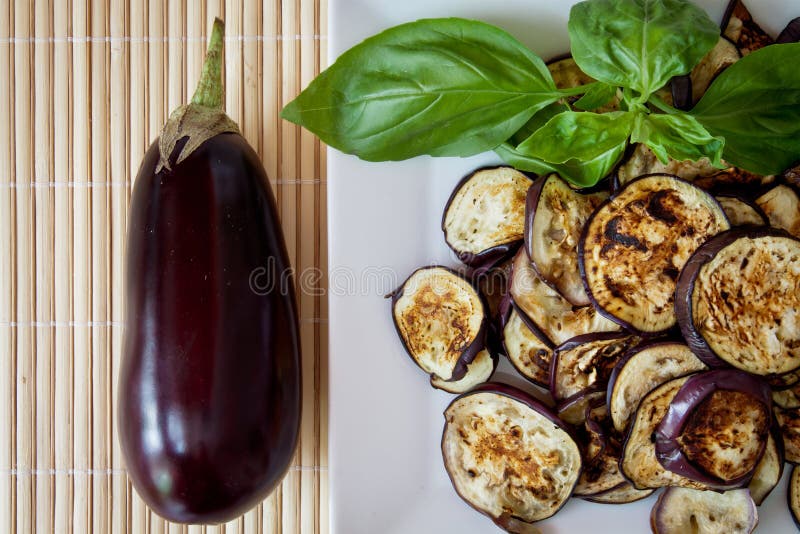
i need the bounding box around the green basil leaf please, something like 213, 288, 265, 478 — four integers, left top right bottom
281, 18, 561, 161
568, 0, 718, 97
517, 111, 634, 165
632, 113, 724, 166
573, 82, 618, 111
509, 102, 569, 146
494, 142, 556, 175
691, 43, 800, 175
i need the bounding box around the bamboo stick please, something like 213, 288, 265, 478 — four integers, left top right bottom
52, 0, 74, 531
0, 2, 14, 532
109, 0, 129, 532
33, 0, 54, 531
71, 0, 92, 532
262, 0, 279, 191
14, 0, 35, 531
225, 0, 243, 125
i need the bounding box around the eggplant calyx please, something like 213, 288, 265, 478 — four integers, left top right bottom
156, 18, 241, 173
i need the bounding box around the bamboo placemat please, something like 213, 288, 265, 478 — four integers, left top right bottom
0, 0, 328, 532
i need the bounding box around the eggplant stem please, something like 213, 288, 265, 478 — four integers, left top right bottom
192, 18, 225, 109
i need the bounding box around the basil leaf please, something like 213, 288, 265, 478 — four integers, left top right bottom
509, 102, 569, 146
632, 113, 724, 166
573, 82, 618, 111
281, 18, 561, 161
568, 0, 718, 97
517, 111, 634, 165
691, 43, 800, 175
502, 111, 633, 186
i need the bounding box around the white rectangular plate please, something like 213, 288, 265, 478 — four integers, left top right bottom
327, 1, 800, 532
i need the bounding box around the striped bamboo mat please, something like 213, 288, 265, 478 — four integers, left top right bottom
0, 0, 328, 532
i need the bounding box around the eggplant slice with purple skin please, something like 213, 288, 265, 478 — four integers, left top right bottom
715, 193, 768, 226
607, 341, 708, 433
650, 487, 758, 534
573, 400, 628, 497
722, 0, 774, 55
756, 184, 800, 238
557, 390, 606, 426
525, 174, 609, 306
441, 384, 582, 531
498, 297, 554, 388
774, 404, 800, 464
579, 174, 730, 334
430, 349, 497, 394
689, 37, 741, 105
653, 370, 771, 489
676, 228, 800, 376
582, 481, 654, 505
621, 375, 715, 490
442, 166, 532, 269
790, 466, 800, 527
391, 266, 487, 383
549, 332, 641, 404
509, 248, 620, 346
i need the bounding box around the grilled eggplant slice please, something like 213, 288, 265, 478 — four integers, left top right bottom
430, 349, 497, 394
582, 481, 654, 504
690, 37, 741, 105
499, 299, 554, 388
474, 257, 513, 319
773, 384, 800, 409
650, 487, 758, 534
654, 370, 771, 488
441, 384, 582, 529
391, 266, 487, 382
579, 174, 729, 333
778, 18, 800, 44
574, 401, 628, 497
547, 56, 619, 113
608, 341, 708, 433
621, 375, 713, 490
722, 0, 774, 55
791, 466, 800, 527
509, 249, 620, 345
715, 194, 768, 226
774, 404, 800, 464
442, 166, 532, 268
676, 228, 800, 376
755, 184, 800, 238
748, 427, 784, 505
550, 332, 641, 403
525, 174, 609, 306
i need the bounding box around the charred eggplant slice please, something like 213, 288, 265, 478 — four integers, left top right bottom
550, 332, 642, 403
443, 166, 532, 268
574, 401, 628, 497
654, 370, 771, 488
430, 349, 497, 394
621, 375, 712, 490
748, 427, 784, 505
715, 194, 768, 226
499, 299, 554, 388
690, 37, 741, 105
579, 174, 729, 333
509, 249, 620, 346
608, 341, 708, 433
676, 228, 800, 376
755, 184, 800, 238
525, 174, 609, 306
774, 404, 800, 464
441, 384, 582, 529
650, 487, 758, 534
778, 18, 800, 44
557, 390, 606, 426
582, 481, 654, 504
391, 266, 486, 382
722, 0, 774, 55
790, 466, 800, 527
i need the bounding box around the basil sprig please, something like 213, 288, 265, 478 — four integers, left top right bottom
282, 0, 800, 187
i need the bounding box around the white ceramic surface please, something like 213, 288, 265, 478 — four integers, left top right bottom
327, 1, 800, 532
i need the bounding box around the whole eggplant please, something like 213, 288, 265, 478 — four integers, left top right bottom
118, 19, 301, 524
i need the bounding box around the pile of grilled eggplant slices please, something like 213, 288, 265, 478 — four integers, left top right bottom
389, 4, 800, 533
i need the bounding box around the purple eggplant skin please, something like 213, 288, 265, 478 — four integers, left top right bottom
654, 370, 771, 490
118, 21, 300, 525
790, 466, 800, 528
674, 226, 798, 373
389, 265, 487, 382
120, 140, 301, 522
671, 75, 693, 111
778, 18, 800, 44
